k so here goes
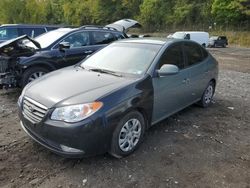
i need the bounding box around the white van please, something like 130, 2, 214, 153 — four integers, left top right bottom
171, 31, 209, 47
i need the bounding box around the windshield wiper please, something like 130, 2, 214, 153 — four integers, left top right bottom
89, 68, 122, 77
75, 64, 85, 69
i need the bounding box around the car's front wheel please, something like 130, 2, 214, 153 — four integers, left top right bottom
198, 81, 215, 107
109, 111, 146, 158
21, 66, 49, 88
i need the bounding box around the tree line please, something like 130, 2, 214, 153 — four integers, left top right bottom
0, 0, 249, 31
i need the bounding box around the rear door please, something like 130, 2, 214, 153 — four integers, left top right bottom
183, 42, 209, 102
89, 31, 117, 52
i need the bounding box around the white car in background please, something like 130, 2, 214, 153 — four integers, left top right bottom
171, 31, 209, 47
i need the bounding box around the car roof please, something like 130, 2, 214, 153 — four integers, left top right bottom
117, 38, 185, 46
76, 25, 122, 33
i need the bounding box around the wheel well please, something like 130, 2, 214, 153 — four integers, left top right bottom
23, 63, 55, 72
136, 107, 150, 129
210, 79, 216, 86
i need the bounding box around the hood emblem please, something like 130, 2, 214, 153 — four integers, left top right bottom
28, 104, 35, 112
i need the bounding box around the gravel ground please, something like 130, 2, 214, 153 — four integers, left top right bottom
0, 47, 250, 188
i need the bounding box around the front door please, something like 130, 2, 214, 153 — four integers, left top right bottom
152, 43, 191, 123
58, 31, 95, 67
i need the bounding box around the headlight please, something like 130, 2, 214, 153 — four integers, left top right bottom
51, 102, 103, 123
17, 89, 25, 106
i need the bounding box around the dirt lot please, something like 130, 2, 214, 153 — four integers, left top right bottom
0, 47, 250, 188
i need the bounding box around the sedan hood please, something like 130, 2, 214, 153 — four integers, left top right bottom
24, 66, 134, 108
106, 19, 142, 33
0, 35, 41, 57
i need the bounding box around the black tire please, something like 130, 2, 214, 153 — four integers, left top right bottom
109, 111, 146, 158
21, 66, 49, 88
198, 81, 215, 108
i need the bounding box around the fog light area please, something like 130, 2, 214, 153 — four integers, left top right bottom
60, 144, 84, 153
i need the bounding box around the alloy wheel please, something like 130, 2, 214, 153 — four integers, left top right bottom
28, 71, 46, 82
118, 118, 142, 152
204, 85, 214, 104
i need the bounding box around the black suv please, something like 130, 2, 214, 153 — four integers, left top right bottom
0, 24, 60, 43
0, 26, 127, 88
208, 36, 228, 48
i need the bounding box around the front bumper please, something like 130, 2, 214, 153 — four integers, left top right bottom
0, 72, 17, 88
19, 107, 110, 158
20, 120, 85, 157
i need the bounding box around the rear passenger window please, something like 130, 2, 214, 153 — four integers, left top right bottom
114, 33, 125, 40
92, 32, 116, 45
201, 47, 208, 59
184, 42, 203, 66
46, 27, 57, 31
33, 28, 46, 37
159, 44, 184, 69
20, 28, 46, 38
20, 28, 34, 37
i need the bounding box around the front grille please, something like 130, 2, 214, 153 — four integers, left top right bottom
23, 97, 48, 124
0, 56, 9, 73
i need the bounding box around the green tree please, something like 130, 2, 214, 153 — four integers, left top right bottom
211, 0, 249, 24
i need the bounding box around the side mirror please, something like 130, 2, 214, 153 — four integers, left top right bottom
59, 42, 70, 51
157, 64, 179, 77
184, 34, 190, 40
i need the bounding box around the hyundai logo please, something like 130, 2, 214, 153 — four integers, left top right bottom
28, 105, 35, 112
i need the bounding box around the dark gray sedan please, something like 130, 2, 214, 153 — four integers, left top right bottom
18, 38, 218, 158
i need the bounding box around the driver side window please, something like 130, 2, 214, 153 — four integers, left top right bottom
62, 31, 90, 48
158, 44, 184, 69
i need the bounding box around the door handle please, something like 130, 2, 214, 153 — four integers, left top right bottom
182, 78, 190, 84
84, 50, 93, 54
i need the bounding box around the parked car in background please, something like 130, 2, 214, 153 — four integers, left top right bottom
106, 19, 142, 33
171, 31, 209, 47
0, 25, 127, 88
208, 36, 228, 48
0, 24, 60, 43
106, 19, 151, 38
18, 38, 218, 158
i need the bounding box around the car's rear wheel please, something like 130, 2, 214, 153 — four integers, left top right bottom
109, 111, 145, 158
21, 66, 49, 88
198, 81, 215, 107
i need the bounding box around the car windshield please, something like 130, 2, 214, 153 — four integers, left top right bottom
81, 42, 162, 75
172, 32, 185, 39
26, 28, 74, 49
